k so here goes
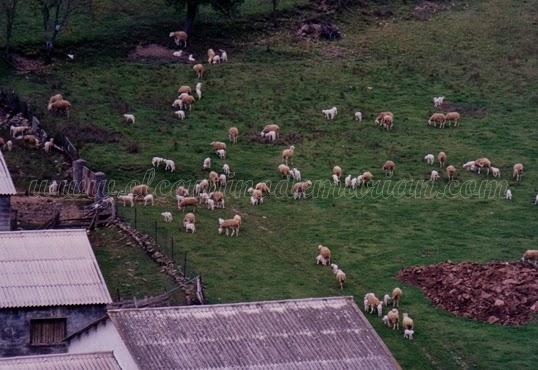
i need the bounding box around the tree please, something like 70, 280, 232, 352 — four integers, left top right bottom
270, 0, 279, 27
38, 0, 79, 55
0, 0, 17, 56
166, 0, 244, 35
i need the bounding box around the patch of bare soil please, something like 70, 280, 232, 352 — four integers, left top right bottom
413, 1, 454, 21
63, 124, 121, 144
398, 261, 538, 325
11, 195, 92, 226
248, 132, 303, 146
440, 102, 488, 118
297, 22, 342, 41
128, 44, 192, 63
9, 54, 48, 74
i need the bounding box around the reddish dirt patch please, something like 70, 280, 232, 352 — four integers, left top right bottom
439, 101, 488, 118
248, 132, 303, 146
9, 54, 48, 74
12, 195, 92, 226
128, 44, 192, 63
398, 261, 538, 325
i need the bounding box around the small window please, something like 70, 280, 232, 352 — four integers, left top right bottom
30, 318, 66, 345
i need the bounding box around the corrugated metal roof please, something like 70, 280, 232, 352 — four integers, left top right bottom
109, 296, 400, 370
0, 351, 122, 370
0, 150, 16, 195
0, 229, 112, 308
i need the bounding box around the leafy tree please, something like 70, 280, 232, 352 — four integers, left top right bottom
38, 0, 79, 54
0, 0, 17, 56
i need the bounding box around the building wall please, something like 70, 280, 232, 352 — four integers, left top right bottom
0, 195, 11, 231
0, 305, 106, 358
68, 319, 139, 370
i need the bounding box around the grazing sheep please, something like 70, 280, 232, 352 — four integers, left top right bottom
433, 96, 445, 107
47, 99, 72, 117
196, 179, 209, 194
210, 191, 225, 209
351, 177, 359, 189
402, 312, 414, 331
438, 151, 447, 167
174, 110, 186, 120
216, 149, 226, 159
255, 182, 271, 194
207, 198, 215, 210
318, 245, 331, 265
185, 222, 196, 233
278, 164, 291, 179
446, 165, 456, 181
152, 157, 164, 167
212, 55, 221, 64
333, 166, 342, 178
228, 127, 239, 144
358, 171, 373, 186
164, 159, 176, 172
316, 254, 328, 266
261, 124, 280, 138
463, 160, 476, 171
331, 264, 346, 290
48, 180, 59, 195
382, 315, 390, 327
169, 31, 188, 47
177, 196, 198, 211
332, 174, 340, 185
209, 171, 219, 189
44, 138, 54, 153
430, 170, 440, 182
282, 145, 295, 165
392, 287, 402, 308
383, 160, 396, 177
404, 329, 414, 340
172, 50, 183, 57
248, 187, 263, 205
219, 174, 227, 187
181, 95, 195, 111
521, 250, 538, 265
445, 111, 461, 127
218, 215, 241, 236
211, 141, 227, 151
172, 98, 183, 109
195, 82, 202, 100
10, 125, 29, 137
193, 64, 205, 79
143, 194, 154, 206
505, 189, 512, 200
387, 309, 399, 330
219, 49, 228, 62
49, 93, 63, 105
207, 48, 216, 63
177, 85, 192, 95
490, 166, 501, 177
354, 111, 363, 122
322, 107, 338, 120
223, 163, 230, 176
290, 168, 301, 181
23, 135, 40, 148
344, 175, 352, 187
475, 158, 492, 175
513, 163, 524, 182
203, 157, 212, 170
118, 193, 134, 207
263, 130, 277, 143
292, 180, 312, 199
123, 114, 135, 124
188, 54, 195, 62
161, 212, 173, 223
424, 154, 434, 165
428, 113, 446, 128
375, 112, 393, 129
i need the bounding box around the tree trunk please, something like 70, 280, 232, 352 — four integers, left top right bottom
184, 0, 198, 35
271, 0, 278, 28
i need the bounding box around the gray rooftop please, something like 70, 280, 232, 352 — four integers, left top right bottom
0, 351, 121, 370
0, 150, 16, 195
109, 296, 400, 370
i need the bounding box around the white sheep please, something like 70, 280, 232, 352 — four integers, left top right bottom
48, 180, 58, 195
430, 170, 440, 182
44, 138, 54, 153
172, 50, 183, 57
344, 174, 352, 187
291, 168, 301, 181
203, 157, 212, 170
164, 159, 176, 172
535, 194, 538, 205
433, 96, 445, 107
195, 82, 202, 100
161, 212, 173, 222
383, 294, 391, 307
6, 140, 12, 151
463, 161, 476, 171
505, 189, 512, 200
10, 125, 28, 137
212, 55, 221, 64
382, 315, 390, 327
174, 110, 186, 120
250, 195, 261, 206
404, 329, 414, 340
264, 130, 276, 143
316, 254, 328, 266
424, 154, 434, 165
223, 163, 230, 176
219, 174, 227, 187
123, 114, 135, 124
219, 49, 228, 62
354, 111, 363, 122
188, 54, 195, 62
322, 107, 338, 120
364, 298, 369, 312
143, 194, 154, 206
491, 167, 501, 177
118, 193, 134, 207
332, 174, 340, 185
152, 157, 164, 167
351, 177, 358, 189
331, 263, 346, 290
172, 99, 183, 109
185, 222, 196, 233
207, 198, 215, 210
216, 149, 226, 159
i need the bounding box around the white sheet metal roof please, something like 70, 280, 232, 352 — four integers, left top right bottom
0, 229, 112, 308
0, 352, 122, 370
108, 296, 400, 370
0, 150, 16, 195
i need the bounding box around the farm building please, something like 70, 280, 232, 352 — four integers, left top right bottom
0, 150, 16, 231
0, 229, 112, 358
66, 296, 400, 369
0, 351, 121, 370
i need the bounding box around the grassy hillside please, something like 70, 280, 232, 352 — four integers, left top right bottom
1, 0, 537, 368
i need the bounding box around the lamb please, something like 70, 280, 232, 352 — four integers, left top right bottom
521, 250, 538, 265
203, 157, 212, 170
209, 171, 219, 189
387, 308, 399, 330
48, 180, 59, 195
164, 159, 176, 172
430, 170, 440, 182
392, 287, 402, 308
290, 168, 301, 181
375, 112, 393, 128
169, 31, 188, 47
318, 245, 331, 266
358, 171, 373, 186
228, 127, 239, 144
322, 107, 338, 120
174, 110, 186, 120
193, 64, 205, 79
331, 264, 346, 290
212, 55, 221, 64
177, 85, 192, 95
219, 174, 227, 187
445, 111, 461, 127
292, 180, 312, 199
207, 198, 215, 210
143, 194, 154, 206
512, 163, 524, 182
248, 187, 263, 205
278, 164, 290, 179
118, 193, 134, 207
438, 151, 447, 167
5, 140, 12, 151
424, 154, 434, 165
344, 174, 352, 187
505, 189, 512, 200
382, 315, 390, 327
282, 145, 295, 165
446, 165, 456, 181
490, 166, 501, 177
402, 312, 414, 331
176, 196, 198, 211
123, 114, 135, 124
365, 293, 382, 316
433, 96, 445, 107
188, 54, 195, 62
132, 185, 150, 197
216, 149, 226, 159
475, 158, 492, 175
261, 124, 280, 138
172, 50, 183, 58
211, 141, 227, 151
332, 165, 342, 179
207, 48, 216, 63
463, 160, 476, 171
210, 191, 225, 208
219, 49, 228, 62
428, 113, 446, 128
223, 163, 230, 176
181, 95, 195, 111
351, 177, 359, 189
196, 179, 209, 194
383, 160, 396, 177
10, 125, 29, 137
44, 138, 55, 153
195, 82, 202, 100
383, 294, 391, 307
218, 215, 241, 236
255, 182, 271, 194
316, 254, 328, 266
185, 222, 196, 233
263, 130, 277, 143
183, 212, 196, 225
161, 212, 173, 223
23, 135, 40, 148
332, 174, 340, 185
152, 157, 164, 167
47, 99, 72, 117
354, 111, 363, 122
404, 329, 415, 340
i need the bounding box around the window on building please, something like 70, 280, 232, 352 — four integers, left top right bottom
30, 318, 66, 345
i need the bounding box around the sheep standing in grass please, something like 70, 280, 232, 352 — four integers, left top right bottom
292, 180, 312, 199
212, 55, 221, 64
438, 151, 447, 167
278, 164, 290, 179
169, 31, 188, 47
228, 127, 239, 144
331, 264, 346, 290
216, 149, 226, 159
403, 313, 414, 331
219, 174, 227, 187
164, 159, 176, 172
428, 113, 446, 128
430, 170, 440, 182
344, 175, 352, 187
195, 82, 202, 100
354, 111, 363, 122
282, 145, 295, 165
49, 180, 59, 195
445, 111, 461, 127
203, 157, 212, 170
207, 49, 216, 63
177, 196, 198, 212
505, 189, 512, 200
433, 96, 445, 107
446, 165, 456, 181
132, 184, 150, 197
404, 329, 415, 340
181, 95, 195, 111
513, 163, 524, 182
392, 287, 402, 308
219, 49, 228, 62
290, 168, 301, 181
218, 215, 241, 236
424, 154, 434, 165
10, 125, 29, 137
48, 99, 72, 117
211, 141, 227, 152
210, 191, 225, 209
261, 124, 280, 138
491, 167, 501, 177
223, 163, 230, 176
383, 160, 396, 177
174, 110, 186, 120
143, 194, 154, 206
317, 245, 331, 266
248, 188, 263, 206
161, 212, 173, 223
475, 158, 492, 175
358, 171, 373, 187
375, 112, 393, 127
387, 309, 399, 330
209, 171, 219, 189
193, 64, 205, 79
118, 193, 134, 207
322, 107, 338, 120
